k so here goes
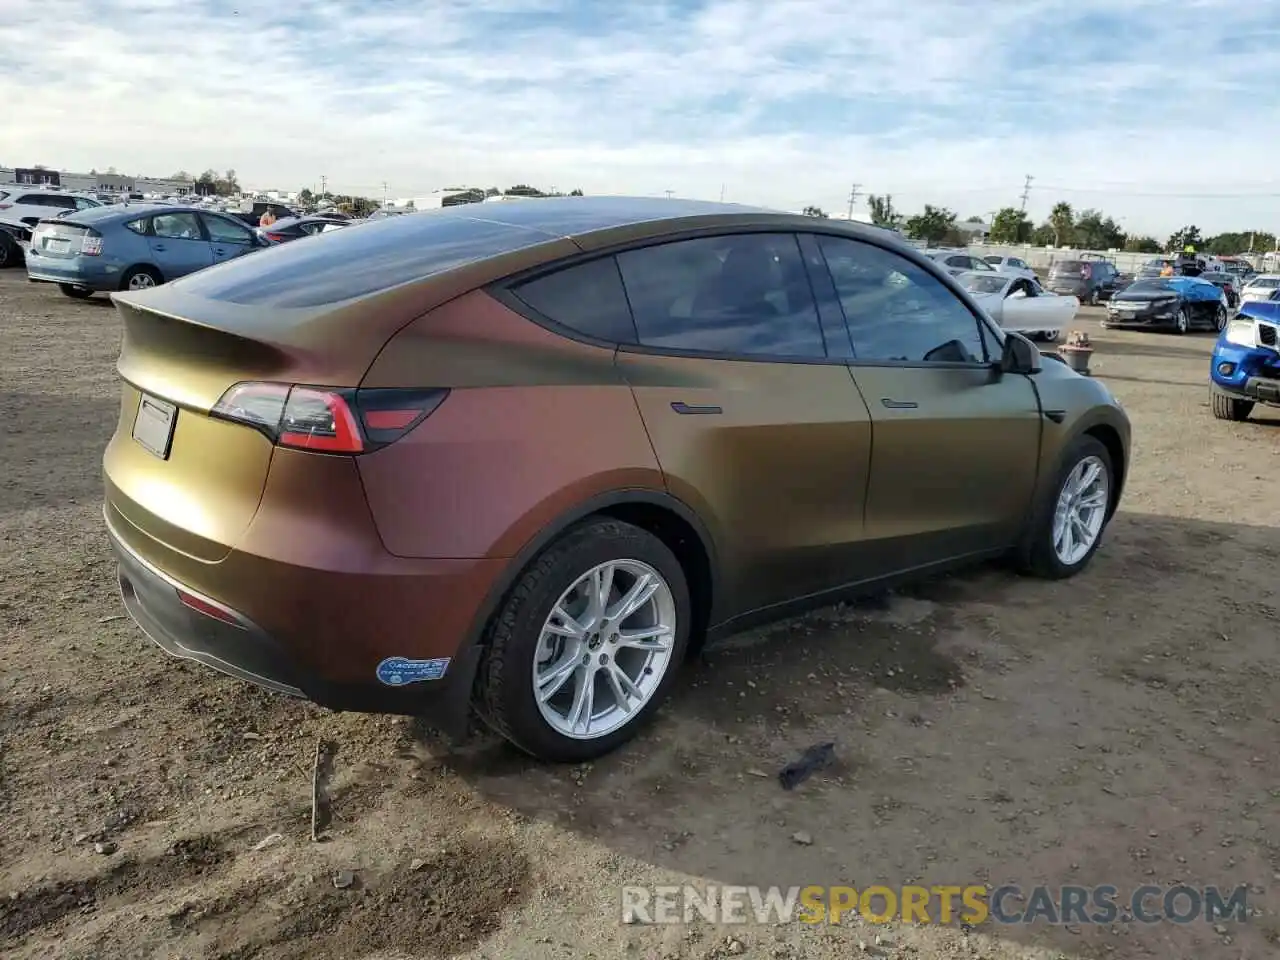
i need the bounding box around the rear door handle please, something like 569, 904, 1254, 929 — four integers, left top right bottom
671, 402, 723, 415
880, 398, 918, 409
153, 244, 166, 251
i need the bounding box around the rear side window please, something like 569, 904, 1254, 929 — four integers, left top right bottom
123, 218, 147, 235
615, 233, 826, 358
170, 213, 557, 308
511, 257, 637, 343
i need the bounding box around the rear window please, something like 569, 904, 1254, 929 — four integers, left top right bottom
1247, 277, 1280, 289
1050, 260, 1086, 274
1122, 279, 1175, 294
169, 213, 559, 307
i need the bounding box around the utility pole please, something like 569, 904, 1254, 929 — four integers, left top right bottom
720, 184, 726, 202
846, 182, 861, 221
664, 190, 674, 199
320, 174, 327, 198
381, 181, 388, 206
1018, 174, 1033, 215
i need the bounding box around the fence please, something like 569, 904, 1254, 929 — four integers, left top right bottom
963, 243, 1274, 275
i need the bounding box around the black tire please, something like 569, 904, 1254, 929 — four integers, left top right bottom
0, 234, 16, 268
1014, 434, 1114, 580
475, 518, 691, 762
1214, 305, 1228, 331
1173, 305, 1190, 335
119, 265, 162, 292
58, 284, 94, 299
1210, 389, 1253, 422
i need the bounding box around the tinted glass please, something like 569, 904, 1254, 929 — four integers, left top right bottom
1122, 279, 1176, 294
1050, 260, 1085, 274
203, 214, 253, 243
169, 213, 557, 307
983, 256, 1002, 265
615, 233, 825, 358
962, 274, 1009, 295
512, 256, 637, 343
152, 212, 203, 240
123, 218, 147, 235
817, 236, 986, 364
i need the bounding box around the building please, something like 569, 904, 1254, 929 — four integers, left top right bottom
0, 165, 194, 196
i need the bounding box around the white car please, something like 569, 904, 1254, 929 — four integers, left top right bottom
1238, 274, 1280, 306
982, 254, 1038, 281
923, 249, 997, 277
958, 271, 1078, 342
0, 188, 102, 227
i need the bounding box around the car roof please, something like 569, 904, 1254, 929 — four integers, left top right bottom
51, 203, 206, 225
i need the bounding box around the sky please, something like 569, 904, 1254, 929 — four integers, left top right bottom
3, 0, 1280, 237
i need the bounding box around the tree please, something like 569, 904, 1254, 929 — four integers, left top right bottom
802, 205, 828, 218
1204, 231, 1276, 255
1030, 222, 1056, 246
170, 170, 191, 181
902, 205, 958, 245
1049, 202, 1074, 246
297, 187, 314, 206
988, 207, 1032, 244
106, 166, 118, 175
1166, 225, 1202, 252
1124, 235, 1162, 254
963, 215, 984, 224
1074, 209, 1125, 250
569, 188, 584, 196
485, 187, 501, 197
867, 194, 902, 229
89, 167, 98, 175
504, 184, 544, 197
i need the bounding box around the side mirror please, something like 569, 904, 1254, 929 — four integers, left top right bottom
1000, 331, 1041, 375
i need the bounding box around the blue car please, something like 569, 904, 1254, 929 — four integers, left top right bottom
1210, 299, 1280, 421
24, 203, 271, 299
1104, 275, 1229, 334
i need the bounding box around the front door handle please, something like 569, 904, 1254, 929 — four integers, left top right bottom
152, 244, 166, 251
671, 402, 723, 415
880, 398, 918, 409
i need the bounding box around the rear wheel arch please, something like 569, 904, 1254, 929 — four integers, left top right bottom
463, 490, 718, 665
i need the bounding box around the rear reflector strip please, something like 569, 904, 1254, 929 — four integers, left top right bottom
177, 589, 244, 628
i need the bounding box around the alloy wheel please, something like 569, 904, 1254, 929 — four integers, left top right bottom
1051, 455, 1109, 566
1215, 305, 1228, 331
1176, 308, 1189, 334
532, 559, 677, 740
128, 272, 156, 290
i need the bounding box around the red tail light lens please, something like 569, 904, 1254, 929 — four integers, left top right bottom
265, 232, 285, 242
211, 382, 448, 454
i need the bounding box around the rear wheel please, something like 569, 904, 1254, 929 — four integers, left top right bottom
1173, 306, 1190, 334
1214, 305, 1228, 331
120, 266, 162, 291
1015, 435, 1114, 580
58, 284, 93, 299
1042, 329, 1060, 343
475, 518, 691, 762
1211, 389, 1253, 422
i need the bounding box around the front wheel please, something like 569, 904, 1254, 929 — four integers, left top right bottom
120, 266, 162, 291
58, 284, 93, 299
475, 518, 691, 762
1042, 329, 1060, 343
1173, 306, 1190, 335
1210, 389, 1253, 422
1015, 435, 1114, 580
1214, 305, 1228, 331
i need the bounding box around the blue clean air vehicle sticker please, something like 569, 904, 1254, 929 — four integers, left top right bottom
376, 657, 451, 686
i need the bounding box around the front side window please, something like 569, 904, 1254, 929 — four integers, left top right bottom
151, 212, 203, 240
615, 233, 826, 358
816, 235, 987, 364
202, 214, 253, 243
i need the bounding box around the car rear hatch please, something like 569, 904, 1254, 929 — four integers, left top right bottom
103, 286, 427, 561
28, 218, 96, 259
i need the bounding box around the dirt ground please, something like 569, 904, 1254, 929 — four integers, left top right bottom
1, 268, 1278, 960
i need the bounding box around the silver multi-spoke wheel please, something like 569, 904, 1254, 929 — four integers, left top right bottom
1052, 455, 1109, 565
532, 559, 676, 741
128, 272, 156, 290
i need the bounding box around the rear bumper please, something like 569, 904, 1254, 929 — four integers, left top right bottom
104, 488, 502, 736
26, 257, 121, 290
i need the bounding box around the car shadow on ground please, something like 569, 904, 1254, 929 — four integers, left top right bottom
1093, 338, 1215, 361
404, 510, 1280, 958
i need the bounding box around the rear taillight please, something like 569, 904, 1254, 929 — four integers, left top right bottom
81, 233, 103, 256
265, 232, 285, 242
0, 203, 10, 210
211, 382, 448, 454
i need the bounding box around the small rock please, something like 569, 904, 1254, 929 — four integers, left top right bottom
93, 841, 117, 855
410, 858, 427, 871
746, 769, 769, 778
726, 936, 745, 954
73, 832, 93, 845
251, 833, 283, 851
791, 831, 813, 846
332, 869, 355, 889
1214, 924, 1227, 934
242, 732, 262, 741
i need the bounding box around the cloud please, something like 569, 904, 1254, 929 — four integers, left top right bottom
2, 0, 1278, 234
